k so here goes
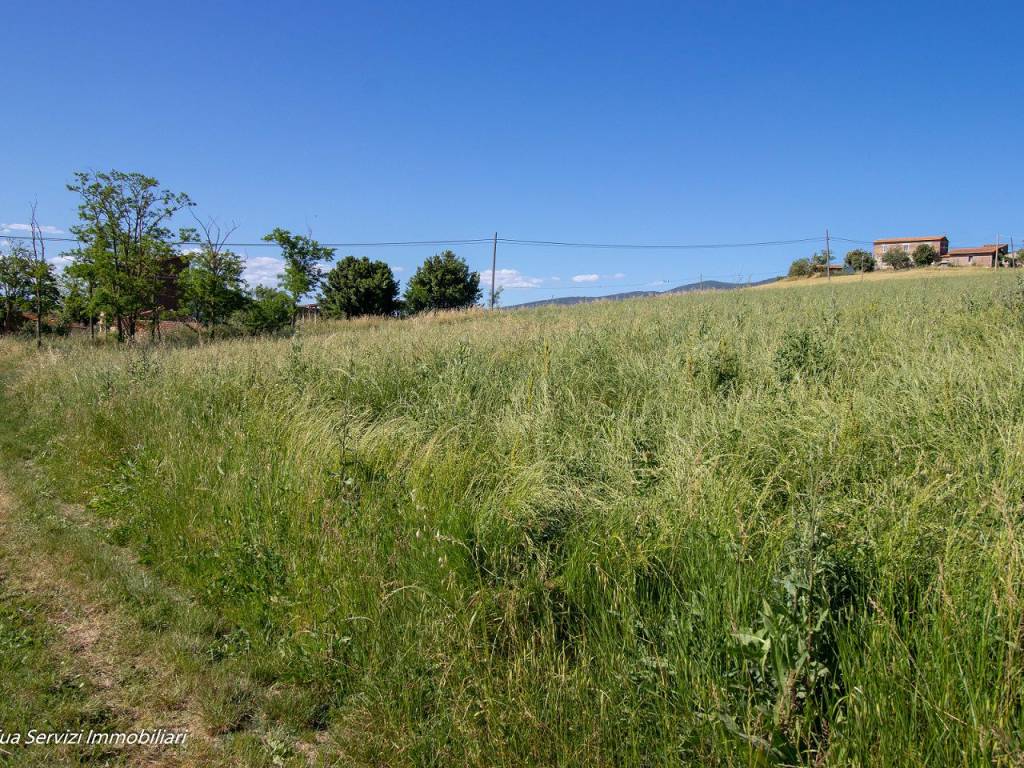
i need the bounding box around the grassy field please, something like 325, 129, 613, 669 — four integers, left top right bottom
2, 270, 1024, 766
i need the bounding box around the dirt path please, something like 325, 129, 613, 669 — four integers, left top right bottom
0, 478, 219, 767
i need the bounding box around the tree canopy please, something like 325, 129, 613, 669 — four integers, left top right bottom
320, 256, 400, 319
788, 258, 813, 278
844, 249, 876, 272
403, 250, 481, 313
67, 170, 194, 341
882, 248, 912, 270
262, 228, 335, 325
912, 244, 938, 266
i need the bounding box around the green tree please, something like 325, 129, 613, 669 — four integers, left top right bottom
320, 256, 400, 319
788, 258, 813, 278
231, 286, 292, 336
844, 249, 876, 272
0, 241, 32, 334
67, 170, 194, 342
180, 219, 248, 339
62, 244, 103, 339
261, 228, 335, 327
403, 250, 481, 313
911, 244, 937, 266
882, 248, 912, 270
58, 271, 91, 331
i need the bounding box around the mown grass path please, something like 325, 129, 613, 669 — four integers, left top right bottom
0, 467, 332, 766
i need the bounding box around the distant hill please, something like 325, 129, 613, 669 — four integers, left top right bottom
510, 277, 781, 309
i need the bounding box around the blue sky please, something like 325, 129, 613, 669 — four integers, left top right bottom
2, 1, 1022, 304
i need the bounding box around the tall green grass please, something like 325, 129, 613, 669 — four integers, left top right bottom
3, 272, 1024, 765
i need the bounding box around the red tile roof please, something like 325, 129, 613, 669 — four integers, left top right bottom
873, 235, 948, 244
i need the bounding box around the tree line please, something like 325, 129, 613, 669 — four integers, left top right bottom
0, 170, 483, 343
789, 242, 1024, 278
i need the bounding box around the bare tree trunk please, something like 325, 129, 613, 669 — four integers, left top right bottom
30, 203, 45, 349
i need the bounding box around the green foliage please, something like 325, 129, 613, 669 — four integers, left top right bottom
773, 327, 833, 382
320, 256, 400, 319
881, 247, 912, 270
180, 244, 248, 336
67, 170, 194, 341
844, 249, 875, 272
403, 250, 481, 313
261, 228, 335, 322
787, 258, 812, 278
0, 242, 33, 333
687, 338, 741, 393
911, 243, 938, 266
230, 286, 292, 335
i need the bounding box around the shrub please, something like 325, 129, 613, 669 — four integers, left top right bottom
788, 258, 813, 278
844, 249, 875, 272
911, 244, 937, 266
230, 287, 292, 335
881, 247, 912, 270
773, 327, 832, 382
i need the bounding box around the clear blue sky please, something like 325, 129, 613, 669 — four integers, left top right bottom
2, 1, 1022, 303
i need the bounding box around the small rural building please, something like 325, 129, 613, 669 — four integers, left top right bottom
872, 235, 949, 267
941, 244, 1009, 268
813, 263, 845, 275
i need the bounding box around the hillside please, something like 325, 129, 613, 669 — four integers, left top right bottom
1, 269, 1023, 766
511, 276, 780, 308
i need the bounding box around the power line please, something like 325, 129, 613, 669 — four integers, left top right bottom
0, 233, 495, 248
497, 236, 824, 249
0, 232, 830, 250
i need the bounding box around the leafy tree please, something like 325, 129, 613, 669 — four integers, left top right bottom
911, 244, 937, 266
844, 249, 875, 272
180, 219, 248, 339
882, 247, 912, 270
0, 241, 32, 334
58, 272, 91, 330
810, 251, 830, 267
231, 286, 292, 336
788, 258, 813, 278
320, 256, 400, 319
62, 245, 103, 339
261, 228, 335, 326
67, 170, 194, 342
403, 250, 481, 313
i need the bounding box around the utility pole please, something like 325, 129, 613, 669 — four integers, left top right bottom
489, 231, 498, 309
825, 228, 831, 280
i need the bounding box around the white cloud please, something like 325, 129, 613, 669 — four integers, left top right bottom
243, 255, 284, 288
393, 266, 406, 273
612, 272, 626, 279
479, 267, 546, 289
572, 273, 600, 283
1, 223, 64, 235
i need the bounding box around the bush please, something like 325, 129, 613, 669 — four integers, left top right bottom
911, 244, 937, 266
230, 287, 292, 335
788, 258, 813, 278
844, 249, 875, 272
881, 248, 912, 270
